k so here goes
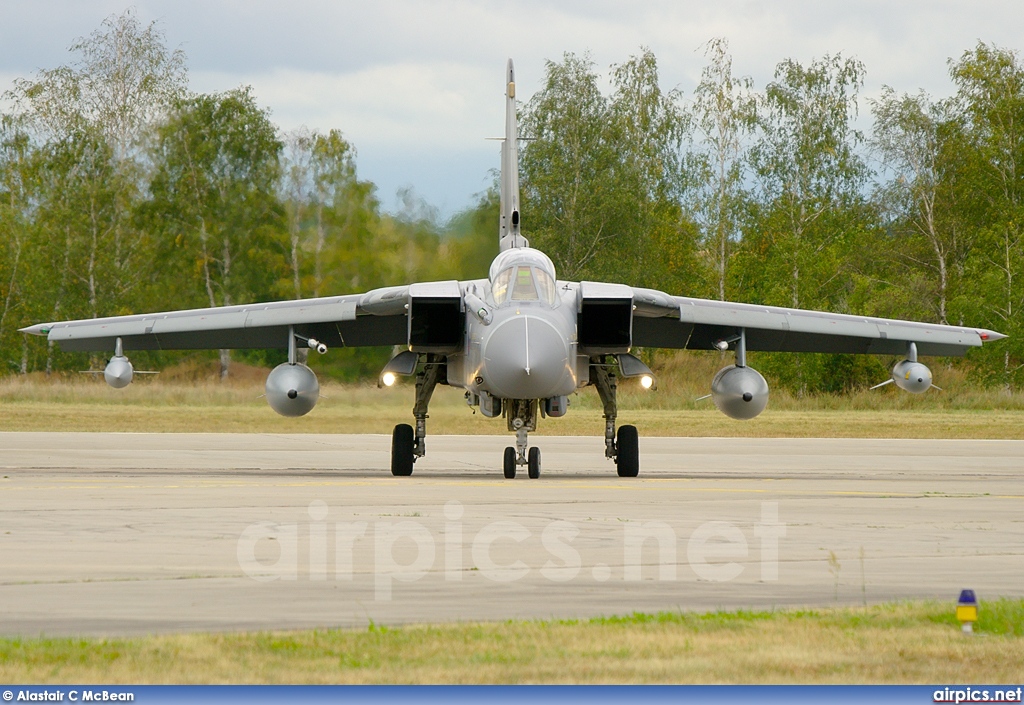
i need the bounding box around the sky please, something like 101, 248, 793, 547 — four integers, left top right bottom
2, 1, 1023, 219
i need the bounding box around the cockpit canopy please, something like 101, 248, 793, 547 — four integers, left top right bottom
488, 247, 558, 307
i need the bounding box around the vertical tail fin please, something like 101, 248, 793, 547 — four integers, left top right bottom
499, 59, 527, 250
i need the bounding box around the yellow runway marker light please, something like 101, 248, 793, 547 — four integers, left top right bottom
957, 589, 978, 634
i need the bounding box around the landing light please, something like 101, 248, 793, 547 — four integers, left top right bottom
640, 374, 655, 390
381, 371, 397, 387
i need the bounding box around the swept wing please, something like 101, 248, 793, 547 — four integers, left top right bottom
21, 285, 411, 353
628, 286, 1003, 357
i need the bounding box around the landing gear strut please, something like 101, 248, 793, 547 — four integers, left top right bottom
593, 356, 639, 477
391, 354, 443, 477
503, 399, 541, 479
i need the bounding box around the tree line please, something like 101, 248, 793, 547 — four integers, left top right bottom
0, 11, 1021, 391
520, 41, 1023, 392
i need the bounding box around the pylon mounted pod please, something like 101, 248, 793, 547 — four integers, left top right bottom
710, 328, 770, 420
711, 365, 769, 420
103, 337, 134, 388
890, 358, 933, 394
265, 362, 319, 417
103, 356, 133, 388
264, 327, 321, 417
870, 341, 939, 394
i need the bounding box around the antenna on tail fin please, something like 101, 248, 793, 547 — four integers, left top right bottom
499, 59, 527, 250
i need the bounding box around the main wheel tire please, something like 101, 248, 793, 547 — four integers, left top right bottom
528, 446, 541, 479
616, 424, 639, 477
391, 424, 415, 476
503, 447, 517, 479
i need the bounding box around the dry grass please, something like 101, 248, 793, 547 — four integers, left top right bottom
0, 370, 1022, 437
1, 601, 1022, 684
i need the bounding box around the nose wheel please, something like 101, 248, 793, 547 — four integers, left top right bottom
502, 444, 540, 479
503, 447, 516, 478
503, 437, 542, 479
502, 400, 541, 479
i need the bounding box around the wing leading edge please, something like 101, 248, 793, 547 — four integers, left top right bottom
628, 287, 1005, 357
23, 281, 1006, 358
20, 285, 412, 353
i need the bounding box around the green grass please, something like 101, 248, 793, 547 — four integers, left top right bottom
2, 600, 1022, 684
0, 371, 1022, 437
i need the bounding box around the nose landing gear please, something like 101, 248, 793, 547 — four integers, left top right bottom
502, 399, 541, 479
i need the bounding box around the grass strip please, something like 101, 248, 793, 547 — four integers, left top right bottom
2, 400, 1022, 438
1, 600, 1022, 684
2, 371, 1022, 438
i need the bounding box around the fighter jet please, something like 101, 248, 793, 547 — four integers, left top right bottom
21, 60, 1006, 479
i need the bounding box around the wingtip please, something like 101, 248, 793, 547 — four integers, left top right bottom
980, 329, 1008, 342
19, 323, 50, 336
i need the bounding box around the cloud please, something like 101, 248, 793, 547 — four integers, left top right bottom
212, 62, 489, 148
3, 0, 1023, 214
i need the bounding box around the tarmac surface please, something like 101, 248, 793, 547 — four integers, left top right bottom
1, 432, 1022, 636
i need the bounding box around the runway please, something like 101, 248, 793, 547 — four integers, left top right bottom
1, 432, 1022, 636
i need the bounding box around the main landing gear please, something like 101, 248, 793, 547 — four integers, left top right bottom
388, 354, 640, 479
390, 355, 443, 476
592, 356, 639, 477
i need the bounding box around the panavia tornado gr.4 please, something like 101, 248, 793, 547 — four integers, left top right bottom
22, 60, 1006, 479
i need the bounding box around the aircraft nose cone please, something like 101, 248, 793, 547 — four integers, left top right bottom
481, 314, 569, 399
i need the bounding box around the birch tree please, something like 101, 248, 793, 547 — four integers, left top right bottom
7, 9, 186, 322
147, 88, 284, 378
869, 87, 971, 324
949, 43, 1024, 385
686, 38, 755, 300
749, 54, 867, 309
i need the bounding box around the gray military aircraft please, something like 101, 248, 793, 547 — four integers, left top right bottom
22, 60, 1006, 479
